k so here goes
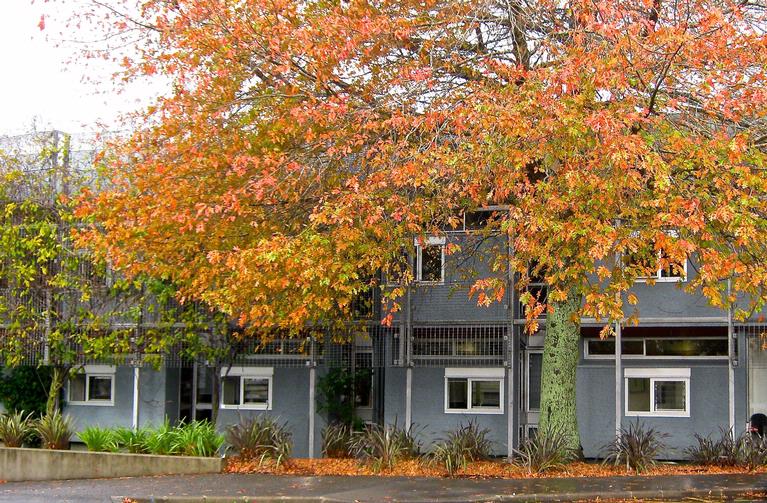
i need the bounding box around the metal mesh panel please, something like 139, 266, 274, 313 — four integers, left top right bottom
410, 324, 507, 367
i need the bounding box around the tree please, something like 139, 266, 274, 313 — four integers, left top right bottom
70, 0, 767, 450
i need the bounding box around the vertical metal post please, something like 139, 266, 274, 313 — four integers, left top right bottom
132, 367, 141, 430
308, 337, 317, 458
405, 285, 413, 429
728, 279, 735, 431
191, 362, 198, 421
506, 228, 516, 461
43, 289, 52, 365
614, 320, 622, 437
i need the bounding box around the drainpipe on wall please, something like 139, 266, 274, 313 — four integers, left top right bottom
506, 227, 516, 462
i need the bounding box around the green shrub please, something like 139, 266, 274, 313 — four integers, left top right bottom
430, 420, 493, 476
141, 419, 179, 455
514, 425, 577, 474
0, 410, 33, 447
35, 412, 74, 450
170, 420, 224, 457
112, 426, 150, 454
322, 422, 355, 458
78, 426, 118, 452
350, 422, 420, 471
0, 367, 52, 417
601, 421, 668, 473
687, 428, 767, 470
225, 416, 292, 467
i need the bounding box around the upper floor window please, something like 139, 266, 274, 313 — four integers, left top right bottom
622, 231, 687, 282
415, 237, 445, 283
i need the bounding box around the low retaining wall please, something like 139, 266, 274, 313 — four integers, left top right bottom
0, 447, 224, 482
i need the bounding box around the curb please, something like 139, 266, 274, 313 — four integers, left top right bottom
113, 484, 767, 503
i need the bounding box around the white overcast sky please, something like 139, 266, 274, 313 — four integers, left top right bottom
0, 1, 157, 136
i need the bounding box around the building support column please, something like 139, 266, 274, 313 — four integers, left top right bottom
728, 279, 735, 431
404, 284, 413, 430
308, 337, 317, 459
614, 321, 622, 437
132, 367, 141, 430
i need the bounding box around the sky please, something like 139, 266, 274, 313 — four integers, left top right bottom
0, 1, 157, 137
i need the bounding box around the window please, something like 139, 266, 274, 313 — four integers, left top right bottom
354, 351, 374, 409
444, 368, 504, 414
520, 262, 547, 318
68, 365, 115, 406
526, 352, 542, 412
625, 368, 690, 417
415, 237, 445, 283
584, 337, 727, 359
220, 367, 273, 410
622, 232, 687, 282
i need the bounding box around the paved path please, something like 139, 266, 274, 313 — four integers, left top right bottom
0, 472, 766, 502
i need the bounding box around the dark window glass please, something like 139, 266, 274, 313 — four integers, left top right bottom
528, 353, 542, 410
420, 245, 443, 282
242, 378, 269, 404
627, 377, 651, 412
465, 210, 498, 230
587, 339, 644, 356
87, 376, 112, 401
471, 380, 500, 408
197, 366, 213, 403
447, 378, 468, 409
222, 376, 240, 405
655, 380, 686, 411
645, 338, 727, 357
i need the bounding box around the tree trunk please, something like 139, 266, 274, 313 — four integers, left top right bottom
46, 366, 67, 416
538, 288, 583, 454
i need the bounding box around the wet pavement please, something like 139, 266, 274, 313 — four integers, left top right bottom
0, 472, 766, 502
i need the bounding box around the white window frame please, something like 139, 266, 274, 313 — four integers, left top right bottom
220, 367, 273, 411
414, 236, 445, 284
525, 350, 543, 412
625, 230, 687, 283
625, 367, 690, 418
444, 368, 504, 414
68, 365, 116, 407
583, 337, 728, 360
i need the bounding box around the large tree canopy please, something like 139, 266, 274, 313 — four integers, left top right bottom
72, 0, 767, 447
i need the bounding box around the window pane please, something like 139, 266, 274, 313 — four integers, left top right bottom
69, 374, 86, 402
471, 380, 500, 408
645, 339, 727, 357
354, 368, 373, 408
222, 376, 240, 405
655, 380, 686, 411
588, 339, 644, 356
420, 245, 443, 282
88, 376, 112, 401
627, 378, 651, 412
197, 366, 213, 403
242, 378, 269, 404
528, 353, 542, 410
447, 378, 468, 409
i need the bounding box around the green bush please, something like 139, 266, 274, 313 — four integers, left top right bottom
601, 421, 668, 473
0, 410, 33, 447
322, 422, 355, 458
35, 411, 74, 450
112, 426, 150, 454
225, 416, 292, 467
78, 426, 118, 452
514, 425, 577, 474
170, 420, 224, 457
430, 420, 493, 476
687, 428, 767, 470
350, 422, 420, 471
141, 419, 179, 455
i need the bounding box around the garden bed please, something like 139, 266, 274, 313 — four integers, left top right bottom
224, 457, 767, 479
